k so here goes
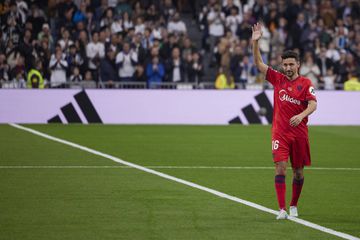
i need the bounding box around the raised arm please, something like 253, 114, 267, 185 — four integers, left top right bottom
252, 23, 268, 74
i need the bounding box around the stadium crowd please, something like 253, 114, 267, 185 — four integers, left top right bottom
0, 0, 359, 90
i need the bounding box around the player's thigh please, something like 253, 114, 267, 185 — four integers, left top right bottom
272, 134, 290, 163
290, 137, 311, 168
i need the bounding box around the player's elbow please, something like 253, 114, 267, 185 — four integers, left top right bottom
310, 101, 317, 112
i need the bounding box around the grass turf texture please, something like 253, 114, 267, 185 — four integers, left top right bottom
0, 124, 359, 240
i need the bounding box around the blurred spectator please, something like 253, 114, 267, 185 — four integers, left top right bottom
300, 53, 321, 88
323, 68, 336, 90
49, 47, 68, 88
344, 72, 360, 91
69, 66, 83, 83
167, 12, 187, 35
58, 29, 74, 52
116, 42, 138, 81
27, 60, 45, 89
0, 53, 9, 82
207, 3, 225, 66
86, 31, 105, 81
100, 48, 118, 86
215, 66, 235, 89
186, 52, 204, 84
146, 56, 165, 88
82, 70, 97, 88
165, 47, 184, 82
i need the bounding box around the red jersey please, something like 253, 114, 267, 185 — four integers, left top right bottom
266, 67, 317, 137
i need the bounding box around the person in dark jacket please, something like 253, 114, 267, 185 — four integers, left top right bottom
100, 48, 118, 88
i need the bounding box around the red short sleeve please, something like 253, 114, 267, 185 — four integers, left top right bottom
266, 67, 283, 86
305, 84, 317, 102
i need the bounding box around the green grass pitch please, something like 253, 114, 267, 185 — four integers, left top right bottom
0, 124, 359, 240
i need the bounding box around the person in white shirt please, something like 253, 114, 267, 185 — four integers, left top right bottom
300, 53, 321, 88
49, 48, 68, 88
226, 7, 243, 36
207, 4, 225, 66
86, 31, 105, 81
111, 15, 123, 34
167, 12, 187, 35
326, 41, 340, 62
116, 42, 138, 81
57, 29, 74, 53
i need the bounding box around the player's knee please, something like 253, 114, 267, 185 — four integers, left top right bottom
293, 169, 304, 179
275, 162, 287, 175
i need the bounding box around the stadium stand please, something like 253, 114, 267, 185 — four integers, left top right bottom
0, 0, 359, 90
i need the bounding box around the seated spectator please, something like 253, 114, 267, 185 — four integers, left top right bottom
146, 56, 165, 88
69, 66, 83, 83
27, 61, 45, 89
215, 66, 235, 89
82, 70, 97, 88
344, 72, 360, 91
134, 65, 147, 82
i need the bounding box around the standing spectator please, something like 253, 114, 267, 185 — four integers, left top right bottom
167, 12, 187, 35
146, 56, 165, 88
207, 4, 225, 66
165, 47, 185, 82
86, 31, 105, 82
316, 47, 334, 77
325, 41, 341, 63
226, 7, 242, 36
49, 48, 68, 88
100, 7, 114, 28
100, 48, 118, 87
116, 42, 138, 81
323, 68, 336, 90
187, 52, 204, 84
0, 53, 9, 83
58, 29, 74, 53
66, 44, 84, 76
300, 53, 321, 88
37, 23, 54, 50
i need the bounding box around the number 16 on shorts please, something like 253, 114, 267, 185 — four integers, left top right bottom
272, 140, 279, 150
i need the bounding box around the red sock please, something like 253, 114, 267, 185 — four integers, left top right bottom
290, 178, 304, 206
275, 175, 286, 210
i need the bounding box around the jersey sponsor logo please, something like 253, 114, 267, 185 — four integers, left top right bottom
279, 89, 301, 105
309, 86, 316, 96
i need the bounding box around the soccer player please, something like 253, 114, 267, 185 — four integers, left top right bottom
251, 23, 317, 220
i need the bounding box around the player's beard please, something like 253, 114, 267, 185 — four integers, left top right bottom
285, 70, 294, 78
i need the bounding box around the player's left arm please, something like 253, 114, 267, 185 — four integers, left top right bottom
290, 100, 317, 127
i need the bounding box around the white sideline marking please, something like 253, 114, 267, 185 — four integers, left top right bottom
1, 165, 360, 171
9, 123, 360, 240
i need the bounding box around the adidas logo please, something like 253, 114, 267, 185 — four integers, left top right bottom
48, 90, 102, 124
229, 91, 273, 125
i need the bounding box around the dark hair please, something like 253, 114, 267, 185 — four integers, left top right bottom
281, 50, 300, 62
